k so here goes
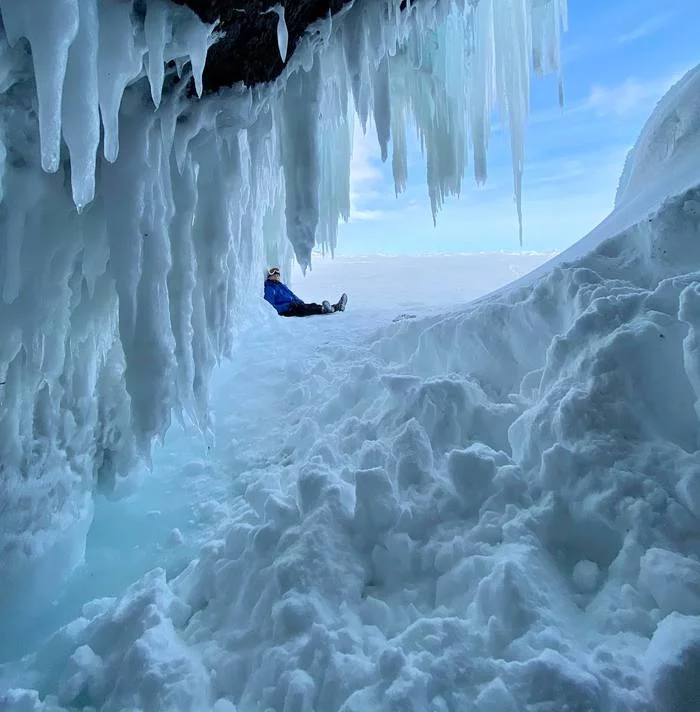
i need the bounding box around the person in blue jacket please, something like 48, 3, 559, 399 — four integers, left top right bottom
264, 266, 347, 317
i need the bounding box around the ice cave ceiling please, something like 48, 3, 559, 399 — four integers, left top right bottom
174, 0, 354, 89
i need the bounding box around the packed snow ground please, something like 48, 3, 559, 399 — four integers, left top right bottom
292, 252, 558, 313
5, 54, 700, 712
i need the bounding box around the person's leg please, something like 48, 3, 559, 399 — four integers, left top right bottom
281, 302, 325, 317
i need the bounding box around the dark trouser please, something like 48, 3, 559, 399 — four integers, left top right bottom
281, 302, 325, 317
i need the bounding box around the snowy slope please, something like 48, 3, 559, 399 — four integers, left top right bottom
3, 65, 700, 712
487, 64, 700, 298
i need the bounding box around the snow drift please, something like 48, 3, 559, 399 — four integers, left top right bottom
3, 61, 700, 712
0, 0, 567, 582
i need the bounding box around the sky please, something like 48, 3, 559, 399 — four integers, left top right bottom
331, 0, 700, 257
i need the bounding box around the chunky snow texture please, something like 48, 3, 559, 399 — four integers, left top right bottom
0, 0, 566, 580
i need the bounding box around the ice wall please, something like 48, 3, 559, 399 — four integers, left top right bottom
0, 0, 566, 582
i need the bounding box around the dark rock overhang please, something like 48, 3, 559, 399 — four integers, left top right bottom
173, 0, 353, 91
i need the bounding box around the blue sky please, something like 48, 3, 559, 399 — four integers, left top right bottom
332, 0, 700, 256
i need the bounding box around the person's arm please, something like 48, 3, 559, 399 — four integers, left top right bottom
264, 281, 277, 305
280, 283, 303, 304
264, 281, 287, 312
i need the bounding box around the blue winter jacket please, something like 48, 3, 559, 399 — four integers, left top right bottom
264, 278, 303, 314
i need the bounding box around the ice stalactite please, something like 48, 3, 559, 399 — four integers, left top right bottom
0, 0, 79, 174
0, 0, 566, 583
281, 58, 322, 268
263, 4, 289, 64
0, 0, 283, 583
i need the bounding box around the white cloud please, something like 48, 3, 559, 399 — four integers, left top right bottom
525, 67, 692, 131
585, 69, 689, 117
350, 208, 385, 221
616, 14, 668, 44
348, 119, 385, 221
349, 122, 382, 187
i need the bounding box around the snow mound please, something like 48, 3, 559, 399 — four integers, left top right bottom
643, 613, 700, 712
616, 65, 700, 208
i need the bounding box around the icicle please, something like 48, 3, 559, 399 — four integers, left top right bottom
373, 57, 391, 162
129, 124, 177, 449
62, 0, 100, 210
317, 42, 353, 253
98, 0, 145, 163
166, 5, 218, 99
492, 0, 532, 244
0, 0, 79, 173
168, 153, 198, 421
181, 17, 217, 98
280, 60, 321, 268
470, 0, 495, 185
342, 3, 370, 131
145, 0, 170, 109
262, 4, 289, 64
391, 100, 407, 195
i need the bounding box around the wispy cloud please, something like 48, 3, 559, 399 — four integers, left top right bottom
526, 67, 690, 127
585, 68, 689, 116
348, 119, 385, 221
616, 14, 669, 44
350, 208, 385, 221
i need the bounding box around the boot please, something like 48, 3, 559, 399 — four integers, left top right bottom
333, 293, 348, 312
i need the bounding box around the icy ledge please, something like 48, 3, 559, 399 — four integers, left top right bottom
0, 0, 566, 581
